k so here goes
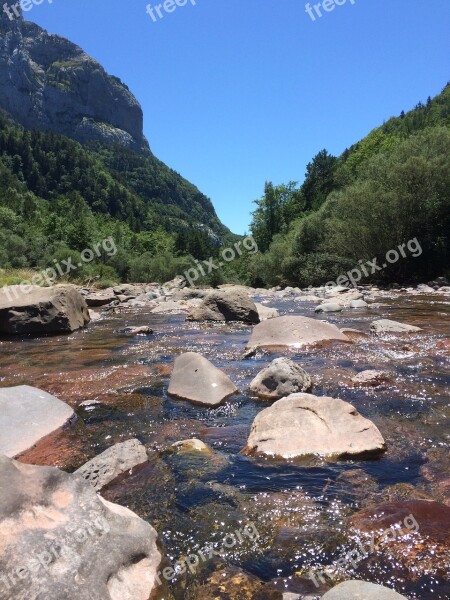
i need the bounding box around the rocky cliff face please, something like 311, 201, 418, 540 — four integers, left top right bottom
0, 2, 149, 153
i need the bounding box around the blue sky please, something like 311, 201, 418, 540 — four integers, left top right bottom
29, 0, 449, 234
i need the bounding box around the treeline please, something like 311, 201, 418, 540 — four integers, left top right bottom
0, 110, 241, 286
248, 83, 450, 287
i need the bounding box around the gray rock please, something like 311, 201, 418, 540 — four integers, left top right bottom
85, 289, 117, 307
351, 370, 389, 387
121, 326, 153, 335
0, 284, 90, 335
350, 299, 368, 308
0, 455, 161, 600
75, 439, 148, 491
244, 393, 386, 459
170, 439, 212, 453
151, 300, 188, 313
314, 303, 343, 313
187, 289, 260, 323
255, 302, 280, 320
249, 358, 312, 399
246, 316, 350, 350
371, 319, 422, 334
321, 580, 407, 599
168, 352, 238, 407
324, 290, 364, 307
0, 4, 149, 153
0, 385, 75, 457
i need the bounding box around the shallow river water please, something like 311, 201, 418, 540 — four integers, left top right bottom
1, 292, 449, 599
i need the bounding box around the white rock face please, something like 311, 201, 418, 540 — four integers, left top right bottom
0, 385, 75, 457
244, 393, 386, 459
168, 352, 238, 407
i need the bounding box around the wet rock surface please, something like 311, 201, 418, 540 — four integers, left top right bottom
249, 357, 312, 399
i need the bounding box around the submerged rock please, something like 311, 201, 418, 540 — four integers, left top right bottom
244, 393, 386, 459
0, 284, 90, 335
371, 319, 422, 334
75, 439, 148, 491
246, 316, 350, 350
249, 357, 312, 399
321, 581, 407, 599
314, 303, 343, 313
0, 455, 161, 600
187, 289, 260, 323
121, 325, 153, 335
168, 352, 238, 407
0, 385, 75, 457
351, 370, 389, 387
170, 438, 212, 453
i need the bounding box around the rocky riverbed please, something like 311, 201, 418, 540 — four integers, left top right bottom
0, 281, 449, 599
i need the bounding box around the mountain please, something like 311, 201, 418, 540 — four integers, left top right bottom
0, 1, 148, 153
0, 3, 232, 243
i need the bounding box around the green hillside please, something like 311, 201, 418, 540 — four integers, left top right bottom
248, 83, 450, 286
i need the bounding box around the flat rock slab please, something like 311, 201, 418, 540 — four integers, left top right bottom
168, 352, 238, 407
246, 316, 350, 350
371, 319, 422, 334
321, 581, 407, 599
0, 284, 90, 335
244, 392, 386, 459
0, 385, 75, 457
0, 456, 161, 600
75, 439, 148, 490
250, 358, 312, 399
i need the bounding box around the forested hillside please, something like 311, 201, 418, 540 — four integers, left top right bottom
248, 83, 450, 286
0, 110, 234, 284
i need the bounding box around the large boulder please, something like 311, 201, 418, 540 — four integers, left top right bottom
75, 439, 148, 491
371, 319, 422, 334
187, 289, 260, 323
244, 393, 386, 459
321, 581, 407, 599
0, 456, 161, 600
168, 352, 238, 407
249, 358, 312, 399
0, 284, 90, 335
0, 385, 75, 457
246, 316, 350, 350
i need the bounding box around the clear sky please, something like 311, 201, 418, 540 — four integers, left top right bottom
28, 0, 449, 234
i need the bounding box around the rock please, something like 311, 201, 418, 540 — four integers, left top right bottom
314, 303, 343, 313
151, 300, 188, 313
351, 370, 389, 387
246, 316, 350, 350
85, 289, 117, 307
324, 289, 364, 307
187, 289, 260, 323
88, 309, 103, 322
121, 326, 153, 335
195, 566, 264, 599
244, 393, 386, 459
350, 299, 368, 308
0, 455, 161, 600
170, 439, 212, 453
417, 284, 435, 293
249, 358, 312, 399
255, 302, 280, 320
0, 284, 90, 335
162, 275, 186, 292
340, 328, 368, 339
371, 319, 422, 334
0, 385, 75, 457
168, 352, 238, 407
75, 439, 148, 491
321, 581, 407, 599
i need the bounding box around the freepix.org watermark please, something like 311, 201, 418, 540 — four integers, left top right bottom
308, 512, 420, 588
2, 0, 54, 21
146, 0, 196, 23
319, 238, 423, 290
182, 235, 259, 287
0, 516, 110, 593
1, 236, 117, 302
154, 522, 260, 585
305, 0, 357, 22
